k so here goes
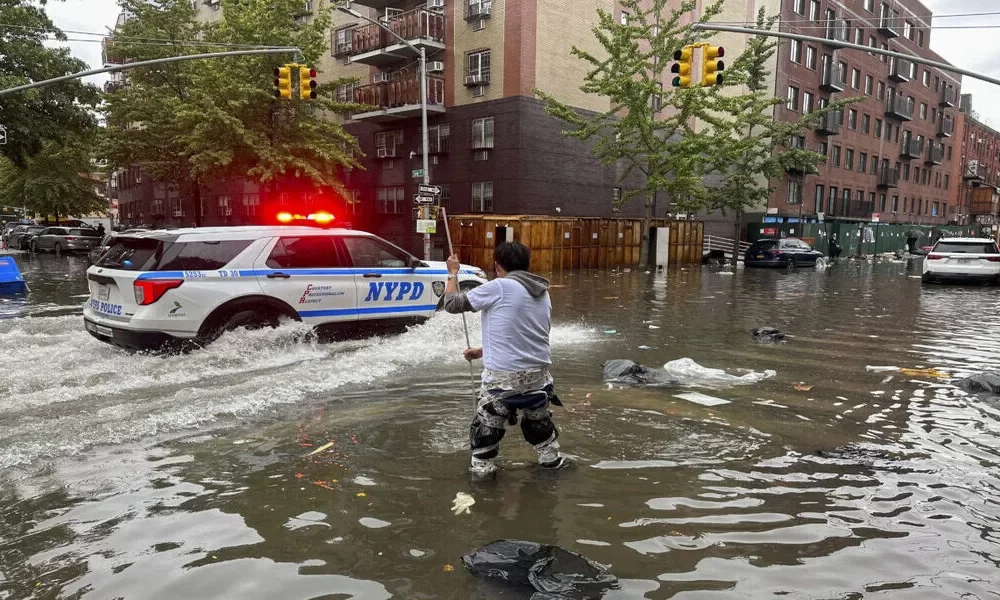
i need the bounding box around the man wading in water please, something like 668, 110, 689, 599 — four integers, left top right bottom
444, 241, 567, 478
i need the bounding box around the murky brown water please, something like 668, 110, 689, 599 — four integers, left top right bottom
2, 253, 999, 598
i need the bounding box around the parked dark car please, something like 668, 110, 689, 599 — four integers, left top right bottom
745, 237, 825, 268
30, 227, 102, 253
8, 225, 45, 250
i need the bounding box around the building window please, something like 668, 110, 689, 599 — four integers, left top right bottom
374, 130, 403, 157
862, 113, 870, 134
806, 46, 817, 70
793, 0, 805, 15
842, 188, 851, 213
790, 39, 802, 64
788, 179, 802, 205
854, 27, 863, 45
832, 145, 842, 168
918, 30, 924, 47
620, 11, 629, 25
809, 0, 820, 21
851, 68, 861, 89
333, 26, 354, 56
848, 109, 858, 130
863, 75, 872, 95
787, 86, 799, 111
874, 118, 883, 138
466, 49, 491, 85
872, 155, 880, 175
859, 152, 868, 172
651, 82, 663, 111
944, 174, 950, 189
922, 70, 930, 87
869, 35, 877, 56
880, 43, 888, 62
932, 201, 939, 217
845, 148, 854, 170
335, 82, 356, 103
828, 187, 837, 214
472, 116, 495, 149
903, 21, 912, 40
877, 81, 885, 100
802, 91, 814, 113
934, 75, 940, 91
472, 182, 494, 212
423, 124, 452, 153
864, 0, 874, 11
892, 195, 899, 213
819, 141, 828, 158
919, 103, 927, 120
947, 146, 952, 160
376, 187, 405, 214
903, 163, 910, 180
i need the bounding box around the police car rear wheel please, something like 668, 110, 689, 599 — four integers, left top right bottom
200, 308, 280, 343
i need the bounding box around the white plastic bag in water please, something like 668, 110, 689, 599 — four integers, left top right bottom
662, 358, 776, 387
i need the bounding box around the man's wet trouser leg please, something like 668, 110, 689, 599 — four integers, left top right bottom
469, 391, 564, 473
469, 398, 509, 476
520, 403, 563, 468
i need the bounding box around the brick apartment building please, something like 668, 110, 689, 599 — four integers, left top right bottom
951, 95, 1000, 235
766, 0, 961, 226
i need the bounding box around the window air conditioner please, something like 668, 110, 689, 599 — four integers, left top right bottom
428, 61, 445, 73
377, 148, 390, 158
427, 0, 445, 9
373, 72, 391, 83
465, 74, 483, 86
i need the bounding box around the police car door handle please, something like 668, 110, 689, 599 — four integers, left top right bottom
362, 272, 382, 278
266, 272, 291, 279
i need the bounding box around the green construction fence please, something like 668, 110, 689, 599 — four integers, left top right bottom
746, 222, 981, 256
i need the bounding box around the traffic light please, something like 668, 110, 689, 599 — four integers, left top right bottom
299, 66, 318, 100
274, 66, 292, 99
701, 45, 725, 86
671, 46, 694, 88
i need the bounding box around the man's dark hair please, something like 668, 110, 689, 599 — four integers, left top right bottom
494, 241, 530, 272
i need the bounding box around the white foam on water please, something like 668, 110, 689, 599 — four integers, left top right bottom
0, 314, 598, 468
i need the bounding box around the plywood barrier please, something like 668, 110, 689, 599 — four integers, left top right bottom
447, 215, 704, 271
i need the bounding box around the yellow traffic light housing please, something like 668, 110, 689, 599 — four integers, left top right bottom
671, 46, 694, 88
701, 45, 725, 86
299, 66, 318, 100
274, 66, 292, 99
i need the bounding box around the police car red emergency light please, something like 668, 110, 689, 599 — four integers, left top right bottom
83, 225, 487, 351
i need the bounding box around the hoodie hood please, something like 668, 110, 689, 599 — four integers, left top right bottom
506, 270, 550, 298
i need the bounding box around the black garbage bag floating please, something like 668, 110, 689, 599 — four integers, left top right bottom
602, 359, 676, 386
750, 327, 785, 343
462, 540, 619, 600
957, 373, 1000, 395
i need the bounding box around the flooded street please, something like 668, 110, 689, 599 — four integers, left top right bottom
2, 253, 999, 598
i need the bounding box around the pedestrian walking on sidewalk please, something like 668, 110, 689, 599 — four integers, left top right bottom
443, 241, 567, 478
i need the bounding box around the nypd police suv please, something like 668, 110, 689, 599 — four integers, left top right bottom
83, 222, 487, 350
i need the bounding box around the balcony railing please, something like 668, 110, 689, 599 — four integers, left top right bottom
900, 136, 923, 159
350, 8, 445, 64
937, 118, 954, 138
820, 61, 846, 92
925, 142, 945, 165
940, 86, 958, 108
885, 94, 913, 121
878, 10, 900, 37
878, 167, 900, 188
816, 111, 841, 135
102, 37, 128, 67
352, 75, 446, 122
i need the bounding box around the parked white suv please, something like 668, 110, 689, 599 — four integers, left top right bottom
922, 237, 1000, 284
83, 225, 488, 350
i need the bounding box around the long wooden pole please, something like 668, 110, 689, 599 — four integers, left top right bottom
441, 208, 479, 400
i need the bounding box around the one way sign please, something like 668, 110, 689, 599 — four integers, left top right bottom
417, 183, 440, 196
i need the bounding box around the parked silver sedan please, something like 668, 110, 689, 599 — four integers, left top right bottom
30, 227, 102, 253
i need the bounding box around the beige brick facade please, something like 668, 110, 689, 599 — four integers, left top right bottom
451, 0, 506, 104
533, 0, 612, 114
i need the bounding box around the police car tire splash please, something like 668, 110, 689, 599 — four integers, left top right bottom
442, 208, 479, 403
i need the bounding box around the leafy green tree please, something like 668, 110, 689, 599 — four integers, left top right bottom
536, 0, 726, 264
101, 0, 363, 224
0, 0, 100, 165
0, 135, 107, 221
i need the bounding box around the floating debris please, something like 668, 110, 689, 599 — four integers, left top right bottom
451, 492, 475, 515
793, 383, 814, 392
674, 392, 731, 407
307, 441, 334, 456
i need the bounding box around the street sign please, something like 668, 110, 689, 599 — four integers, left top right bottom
817, 212, 825, 222
416, 219, 437, 234
411, 169, 424, 178
0, 125, 7, 145
871, 213, 880, 223
766, 207, 778, 215
414, 195, 435, 204
418, 184, 441, 196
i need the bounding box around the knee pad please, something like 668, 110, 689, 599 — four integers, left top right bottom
470, 415, 507, 460
520, 415, 557, 447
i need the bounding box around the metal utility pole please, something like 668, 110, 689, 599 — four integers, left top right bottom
338, 6, 434, 261
0, 48, 301, 97
691, 23, 1000, 88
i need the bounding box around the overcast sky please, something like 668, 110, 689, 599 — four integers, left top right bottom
44, 0, 1000, 127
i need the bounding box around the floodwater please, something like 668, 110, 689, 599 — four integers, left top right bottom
2, 252, 999, 598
